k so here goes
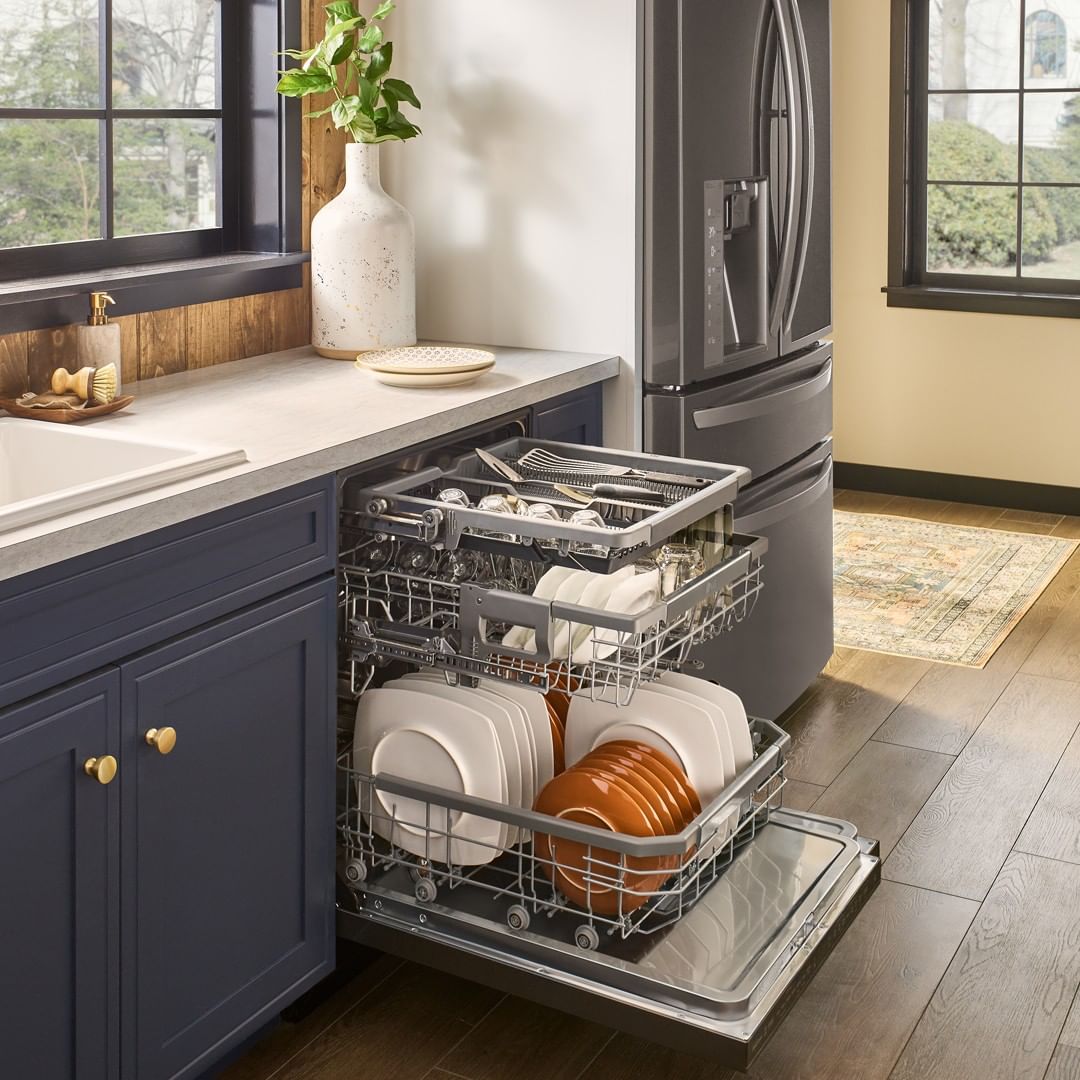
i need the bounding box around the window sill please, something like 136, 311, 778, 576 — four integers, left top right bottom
0, 251, 310, 335
883, 284, 1080, 319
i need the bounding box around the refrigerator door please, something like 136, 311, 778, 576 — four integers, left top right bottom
644, 344, 832, 483
643, 0, 775, 388
691, 441, 834, 720
780, 0, 832, 355
644, 0, 832, 387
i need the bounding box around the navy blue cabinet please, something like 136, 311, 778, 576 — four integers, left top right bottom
120, 581, 336, 1080
531, 384, 603, 446
0, 671, 121, 1080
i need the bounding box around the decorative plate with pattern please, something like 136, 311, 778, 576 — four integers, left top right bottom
355, 346, 496, 375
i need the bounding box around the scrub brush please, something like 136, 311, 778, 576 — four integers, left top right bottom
50, 363, 119, 405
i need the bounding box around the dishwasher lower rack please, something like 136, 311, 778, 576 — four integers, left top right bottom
337, 718, 788, 952
341, 533, 766, 704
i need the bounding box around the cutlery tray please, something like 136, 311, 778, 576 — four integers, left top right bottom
343, 438, 751, 573
341, 531, 765, 704
338, 718, 789, 951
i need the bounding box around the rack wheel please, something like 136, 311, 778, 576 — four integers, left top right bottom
343, 858, 367, 884
506, 905, 530, 932
414, 877, 438, 904
574, 925, 600, 952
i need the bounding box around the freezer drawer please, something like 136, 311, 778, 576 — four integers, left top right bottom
691, 442, 833, 720
645, 344, 832, 482
337, 810, 879, 1071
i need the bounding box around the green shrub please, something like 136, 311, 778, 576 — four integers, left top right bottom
1025, 144, 1080, 249
926, 119, 1058, 268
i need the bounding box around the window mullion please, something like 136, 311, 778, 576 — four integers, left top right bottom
101, 0, 114, 241
1016, 0, 1026, 278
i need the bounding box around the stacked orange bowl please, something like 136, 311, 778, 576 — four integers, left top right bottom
532, 741, 700, 915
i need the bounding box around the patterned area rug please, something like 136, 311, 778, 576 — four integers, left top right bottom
834, 511, 1078, 667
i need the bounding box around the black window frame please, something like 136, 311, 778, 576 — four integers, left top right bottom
887, 0, 1080, 318
0, 0, 306, 335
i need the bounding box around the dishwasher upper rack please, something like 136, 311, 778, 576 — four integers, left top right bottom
338, 718, 789, 951
345, 438, 751, 571
341, 533, 766, 704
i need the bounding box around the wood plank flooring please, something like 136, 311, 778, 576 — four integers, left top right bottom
224, 491, 1080, 1080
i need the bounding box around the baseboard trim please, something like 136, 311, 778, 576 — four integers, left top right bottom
835, 462, 1080, 517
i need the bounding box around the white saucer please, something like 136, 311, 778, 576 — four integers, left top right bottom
356, 345, 496, 374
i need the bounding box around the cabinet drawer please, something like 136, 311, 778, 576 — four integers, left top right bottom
0, 477, 335, 709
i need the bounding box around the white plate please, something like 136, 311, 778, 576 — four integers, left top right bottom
659, 672, 754, 772
482, 679, 554, 792
649, 679, 735, 788
567, 566, 637, 664
364, 368, 491, 389
399, 674, 526, 845
547, 569, 595, 659
476, 684, 537, 817
503, 567, 578, 654
626, 686, 729, 803
356, 346, 496, 374
567, 684, 729, 804
353, 687, 504, 865
591, 569, 662, 661
563, 688, 623, 767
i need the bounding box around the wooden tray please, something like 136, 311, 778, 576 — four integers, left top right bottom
0, 396, 134, 423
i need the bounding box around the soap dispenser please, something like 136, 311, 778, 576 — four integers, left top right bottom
76, 292, 121, 390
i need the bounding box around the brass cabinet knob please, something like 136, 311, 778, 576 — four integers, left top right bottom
84, 755, 118, 785
144, 727, 177, 755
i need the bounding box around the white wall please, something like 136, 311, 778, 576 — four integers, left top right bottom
381, 0, 640, 447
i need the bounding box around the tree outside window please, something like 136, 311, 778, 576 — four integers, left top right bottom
0, 0, 218, 251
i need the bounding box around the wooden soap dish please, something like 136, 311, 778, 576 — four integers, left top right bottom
0, 395, 135, 424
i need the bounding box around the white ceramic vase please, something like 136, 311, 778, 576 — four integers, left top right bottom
310, 142, 417, 359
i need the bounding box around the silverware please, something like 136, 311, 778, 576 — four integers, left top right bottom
552, 483, 660, 511
517, 447, 709, 488
477, 448, 665, 505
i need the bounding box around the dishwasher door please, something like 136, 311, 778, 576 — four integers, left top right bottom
337, 810, 879, 1072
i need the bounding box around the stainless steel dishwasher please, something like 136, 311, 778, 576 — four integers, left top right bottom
333, 426, 878, 1072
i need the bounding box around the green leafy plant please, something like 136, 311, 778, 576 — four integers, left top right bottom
276, 1, 421, 144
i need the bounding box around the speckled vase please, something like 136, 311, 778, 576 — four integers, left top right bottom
310, 142, 417, 359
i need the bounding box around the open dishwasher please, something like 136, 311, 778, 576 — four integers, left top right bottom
333, 428, 879, 1072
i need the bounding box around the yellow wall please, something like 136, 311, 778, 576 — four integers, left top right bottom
833, 0, 1080, 487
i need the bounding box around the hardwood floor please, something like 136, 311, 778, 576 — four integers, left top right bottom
223, 492, 1080, 1080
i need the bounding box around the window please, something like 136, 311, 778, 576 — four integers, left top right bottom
888, 0, 1080, 316
0, 1, 304, 334
1027, 10, 1067, 78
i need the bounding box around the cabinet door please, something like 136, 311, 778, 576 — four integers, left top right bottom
531, 385, 603, 446
0, 671, 120, 1080
121, 580, 336, 1080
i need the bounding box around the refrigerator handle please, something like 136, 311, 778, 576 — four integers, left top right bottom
784, 0, 816, 337
738, 456, 833, 534
769, 0, 802, 337
692, 356, 832, 430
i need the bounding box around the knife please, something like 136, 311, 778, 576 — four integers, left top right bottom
552, 483, 666, 507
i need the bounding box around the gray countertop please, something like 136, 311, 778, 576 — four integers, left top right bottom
0, 344, 618, 584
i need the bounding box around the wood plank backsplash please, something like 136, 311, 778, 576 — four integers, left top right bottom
0, 1, 347, 400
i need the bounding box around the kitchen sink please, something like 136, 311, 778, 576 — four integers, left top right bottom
0, 418, 247, 534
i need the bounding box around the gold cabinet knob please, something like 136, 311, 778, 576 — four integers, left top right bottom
84, 755, 118, 785
144, 727, 177, 755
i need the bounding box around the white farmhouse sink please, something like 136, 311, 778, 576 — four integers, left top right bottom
0, 418, 247, 534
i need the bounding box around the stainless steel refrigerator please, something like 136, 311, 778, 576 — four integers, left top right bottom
642, 0, 834, 721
